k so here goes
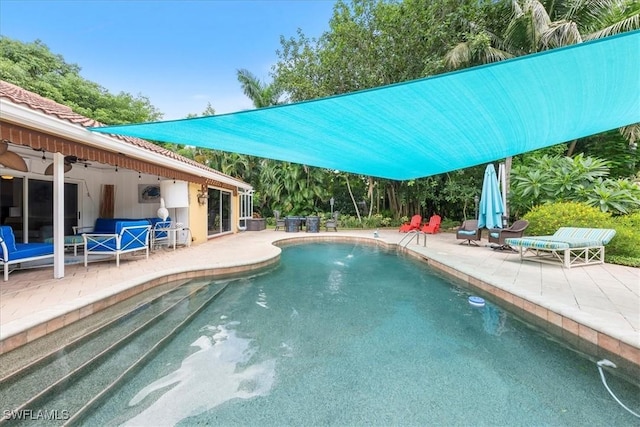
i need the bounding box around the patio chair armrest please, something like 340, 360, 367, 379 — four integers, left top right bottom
73, 226, 95, 234
499, 229, 525, 239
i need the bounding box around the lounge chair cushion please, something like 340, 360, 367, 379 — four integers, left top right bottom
505, 227, 616, 249
0, 226, 17, 252
504, 227, 616, 268
10, 243, 55, 261
458, 230, 478, 236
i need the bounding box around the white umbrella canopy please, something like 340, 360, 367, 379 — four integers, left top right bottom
477, 164, 505, 229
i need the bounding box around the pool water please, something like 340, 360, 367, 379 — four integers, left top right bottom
86, 243, 639, 426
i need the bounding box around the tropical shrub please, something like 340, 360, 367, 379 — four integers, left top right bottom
522, 202, 612, 235
510, 154, 640, 216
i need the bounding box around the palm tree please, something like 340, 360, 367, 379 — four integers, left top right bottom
235, 68, 329, 215
236, 68, 284, 108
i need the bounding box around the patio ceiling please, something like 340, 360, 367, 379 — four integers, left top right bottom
91, 31, 639, 181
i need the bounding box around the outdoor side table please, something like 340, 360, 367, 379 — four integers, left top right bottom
44, 235, 85, 256
154, 226, 192, 250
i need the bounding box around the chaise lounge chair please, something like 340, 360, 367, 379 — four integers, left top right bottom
505, 227, 616, 268
456, 220, 482, 246
0, 226, 54, 281
488, 220, 529, 251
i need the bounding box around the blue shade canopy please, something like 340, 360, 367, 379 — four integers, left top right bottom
91, 31, 640, 180
478, 164, 505, 229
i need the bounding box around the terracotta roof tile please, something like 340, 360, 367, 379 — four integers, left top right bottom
0, 80, 241, 183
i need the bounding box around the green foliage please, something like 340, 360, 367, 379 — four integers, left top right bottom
604, 211, 640, 260
523, 202, 612, 236
440, 218, 460, 231
335, 213, 398, 229
0, 36, 162, 124
522, 202, 640, 263
274, 0, 487, 101
510, 154, 640, 215
605, 256, 640, 268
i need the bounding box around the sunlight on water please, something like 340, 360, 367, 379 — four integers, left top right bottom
124, 323, 275, 426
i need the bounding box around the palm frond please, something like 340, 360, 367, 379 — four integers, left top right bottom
584, 14, 640, 39
619, 123, 640, 145
541, 20, 582, 48
444, 42, 472, 69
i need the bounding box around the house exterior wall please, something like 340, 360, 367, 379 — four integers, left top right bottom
188, 182, 208, 244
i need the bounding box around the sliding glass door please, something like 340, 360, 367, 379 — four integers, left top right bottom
207, 188, 232, 236
0, 177, 78, 242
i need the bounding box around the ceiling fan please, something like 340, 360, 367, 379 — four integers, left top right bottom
44, 155, 91, 175
0, 140, 28, 172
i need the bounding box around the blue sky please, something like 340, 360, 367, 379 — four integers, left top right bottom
0, 0, 336, 120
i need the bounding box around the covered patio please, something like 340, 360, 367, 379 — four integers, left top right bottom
0, 81, 254, 281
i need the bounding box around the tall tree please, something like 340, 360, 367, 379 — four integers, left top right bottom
0, 36, 162, 124
234, 68, 329, 215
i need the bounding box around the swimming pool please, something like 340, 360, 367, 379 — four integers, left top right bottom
6, 242, 640, 425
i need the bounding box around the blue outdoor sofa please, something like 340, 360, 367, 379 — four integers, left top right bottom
83, 220, 151, 267
0, 226, 54, 281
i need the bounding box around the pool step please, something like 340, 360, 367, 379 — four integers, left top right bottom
0, 279, 227, 425
0, 281, 202, 412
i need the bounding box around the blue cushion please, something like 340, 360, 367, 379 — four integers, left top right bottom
115, 221, 149, 249
0, 226, 17, 252
148, 217, 171, 227
94, 218, 120, 234
86, 238, 117, 252
93, 218, 164, 234
10, 243, 54, 261
458, 230, 477, 236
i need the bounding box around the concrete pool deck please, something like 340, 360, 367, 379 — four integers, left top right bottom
0, 229, 638, 372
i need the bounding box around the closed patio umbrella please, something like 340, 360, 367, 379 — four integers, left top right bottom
477, 164, 505, 229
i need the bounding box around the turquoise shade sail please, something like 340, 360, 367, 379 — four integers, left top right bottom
90, 31, 640, 180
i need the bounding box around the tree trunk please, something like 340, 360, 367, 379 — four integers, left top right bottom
367, 177, 375, 218
387, 183, 399, 218
566, 139, 577, 157
345, 175, 361, 224
504, 156, 512, 221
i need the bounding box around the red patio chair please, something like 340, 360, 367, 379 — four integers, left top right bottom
399, 214, 422, 232
421, 214, 441, 234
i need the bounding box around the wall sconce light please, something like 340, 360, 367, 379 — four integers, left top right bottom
197, 185, 208, 206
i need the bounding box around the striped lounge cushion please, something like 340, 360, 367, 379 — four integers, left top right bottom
505, 227, 616, 250
504, 237, 570, 250
554, 227, 616, 244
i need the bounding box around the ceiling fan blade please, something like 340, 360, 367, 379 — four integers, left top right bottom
0, 141, 8, 155
44, 162, 73, 175
0, 151, 28, 172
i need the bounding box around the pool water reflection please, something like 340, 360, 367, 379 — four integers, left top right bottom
87, 242, 639, 426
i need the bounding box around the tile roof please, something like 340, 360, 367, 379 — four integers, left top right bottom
0, 80, 244, 185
